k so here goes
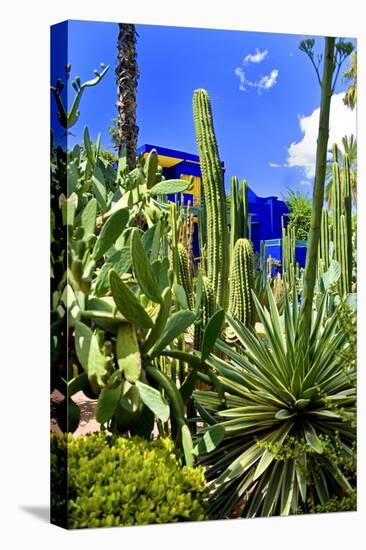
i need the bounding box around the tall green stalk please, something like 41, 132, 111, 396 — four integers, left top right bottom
301, 37, 335, 337
193, 89, 229, 310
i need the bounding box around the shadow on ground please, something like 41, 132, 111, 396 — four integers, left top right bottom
20, 505, 50, 523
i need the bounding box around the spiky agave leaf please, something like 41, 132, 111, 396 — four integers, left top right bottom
193, 286, 356, 518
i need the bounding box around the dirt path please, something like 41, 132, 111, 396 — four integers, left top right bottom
51, 390, 100, 436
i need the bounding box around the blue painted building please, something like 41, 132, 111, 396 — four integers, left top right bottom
137, 144, 307, 267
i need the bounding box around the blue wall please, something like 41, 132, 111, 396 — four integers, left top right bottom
138, 144, 296, 262
158, 151, 290, 253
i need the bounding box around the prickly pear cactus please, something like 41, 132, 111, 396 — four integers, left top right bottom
228, 238, 255, 327
193, 89, 229, 310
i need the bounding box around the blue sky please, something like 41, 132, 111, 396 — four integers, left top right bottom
51, 20, 356, 198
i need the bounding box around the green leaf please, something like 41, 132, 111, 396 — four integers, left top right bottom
84, 126, 95, 166
92, 165, 107, 211
94, 247, 131, 297
74, 321, 108, 388
179, 369, 198, 401
151, 220, 161, 262
149, 179, 191, 195
141, 224, 158, 253
67, 159, 79, 195
109, 270, 153, 330
96, 383, 123, 424
193, 425, 225, 456
145, 149, 159, 189
321, 259, 341, 290
304, 422, 323, 454
181, 423, 194, 467
93, 208, 129, 261
68, 372, 89, 396
80, 198, 97, 238
253, 448, 276, 480
141, 287, 172, 355
275, 409, 296, 420
120, 383, 141, 413
294, 398, 310, 409
174, 284, 188, 309
131, 228, 162, 303
59, 192, 78, 226
135, 381, 170, 422
116, 324, 141, 383
152, 257, 170, 292
201, 308, 225, 360
149, 310, 195, 358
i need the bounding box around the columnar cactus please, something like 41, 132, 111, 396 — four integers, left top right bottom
193, 89, 229, 310
342, 153, 353, 291
331, 144, 352, 295
230, 177, 249, 260
177, 243, 194, 310
228, 239, 255, 327
194, 276, 215, 350
282, 223, 296, 289
319, 207, 330, 271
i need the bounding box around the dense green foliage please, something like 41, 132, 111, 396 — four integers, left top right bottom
283, 190, 312, 240
51, 433, 208, 528
193, 287, 356, 518
51, 43, 357, 526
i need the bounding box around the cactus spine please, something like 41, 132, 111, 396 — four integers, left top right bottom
193, 89, 229, 310
228, 239, 255, 327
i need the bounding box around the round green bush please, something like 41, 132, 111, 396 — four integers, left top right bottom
51, 432, 208, 528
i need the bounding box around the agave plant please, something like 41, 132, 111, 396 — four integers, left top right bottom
193, 286, 356, 518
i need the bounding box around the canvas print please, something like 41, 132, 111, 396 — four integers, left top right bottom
50, 20, 357, 529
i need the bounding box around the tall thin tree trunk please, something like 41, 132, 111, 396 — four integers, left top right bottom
302, 37, 335, 337
116, 23, 139, 170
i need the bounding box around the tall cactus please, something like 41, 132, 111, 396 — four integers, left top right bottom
230, 177, 249, 260
319, 207, 330, 271
282, 222, 297, 290
194, 276, 215, 350
177, 243, 194, 310
331, 144, 352, 295
193, 89, 229, 310
228, 239, 255, 327
342, 153, 353, 290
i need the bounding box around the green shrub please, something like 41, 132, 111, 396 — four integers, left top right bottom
51, 432, 68, 527
283, 189, 312, 240
51, 432, 208, 528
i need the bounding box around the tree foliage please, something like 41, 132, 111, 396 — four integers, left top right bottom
283, 189, 312, 240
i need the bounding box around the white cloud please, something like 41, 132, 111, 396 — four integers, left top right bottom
286, 93, 356, 178
244, 48, 268, 64
235, 66, 279, 94
234, 67, 246, 91
257, 69, 279, 92
300, 180, 311, 186
269, 162, 282, 168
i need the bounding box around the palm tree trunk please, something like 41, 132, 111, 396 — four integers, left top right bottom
302, 37, 335, 338
116, 23, 139, 170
